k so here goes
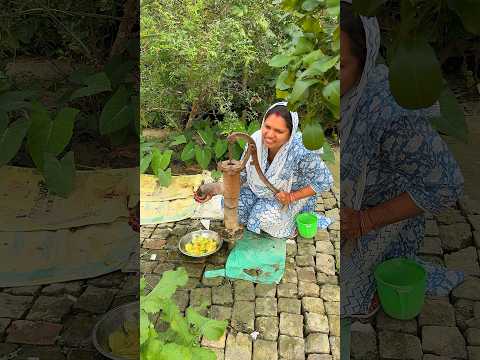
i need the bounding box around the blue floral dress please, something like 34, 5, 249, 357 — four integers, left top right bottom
340, 65, 465, 316
237, 133, 333, 238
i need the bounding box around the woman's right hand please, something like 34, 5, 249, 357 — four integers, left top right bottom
194, 191, 213, 203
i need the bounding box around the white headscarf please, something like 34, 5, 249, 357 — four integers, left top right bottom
245, 101, 299, 198
339, 0, 381, 147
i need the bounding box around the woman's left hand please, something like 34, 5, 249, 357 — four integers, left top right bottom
276, 191, 292, 206
340, 207, 362, 242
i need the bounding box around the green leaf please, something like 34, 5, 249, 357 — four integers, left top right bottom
247, 120, 261, 135
302, 50, 325, 67
331, 25, 340, 52
214, 139, 228, 159
276, 70, 291, 91
326, 0, 340, 16
43, 152, 75, 198
181, 142, 195, 161
140, 153, 153, 173
302, 0, 323, 11
322, 80, 340, 106
289, 79, 320, 104
70, 72, 111, 100
186, 307, 228, 340
302, 16, 322, 33
0, 90, 35, 112
270, 54, 295, 68
190, 347, 217, 360
198, 128, 214, 146
430, 87, 468, 142
389, 38, 443, 109
139, 310, 151, 345
99, 86, 132, 135
170, 134, 187, 146
211, 170, 222, 181
157, 168, 173, 187
160, 344, 192, 360
0, 114, 31, 167
321, 142, 335, 163
301, 55, 339, 79
27, 103, 78, 171
293, 37, 314, 55
195, 145, 212, 170
142, 268, 188, 313
151, 148, 173, 174
353, 0, 385, 16
276, 88, 290, 100
448, 0, 480, 35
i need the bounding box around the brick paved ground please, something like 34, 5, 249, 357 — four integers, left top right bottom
140, 186, 341, 360
0, 271, 139, 359
350, 195, 480, 360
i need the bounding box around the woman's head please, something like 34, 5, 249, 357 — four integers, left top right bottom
262, 105, 292, 150
340, 2, 366, 96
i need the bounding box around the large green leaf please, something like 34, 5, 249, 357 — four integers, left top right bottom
170, 134, 187, 146
43, 152, 75, 198
448, 0, 480, 35
186, 307, 227, 340
190, 347, 217, 360
389, 38, 443, 109
322, 80, 340, 118
157, 168, 173, 187
276, 70, 291, 91
195, 145, 212, 170
151, 148, 173, 174
302, 49, 325, 67
289, 79, 320, 104
302, 0, 323, 11
0, 114, 31, 167
352, 0, 385, 16
321, 141, 335, 163
430, 87, 468, 142
247, 120, 261, 135
27, 103, 79, 171
270, 54, 296, 68
301, 55, 339, 79
70, 72, 111, 100
302, 16, 322, 33
160, 344, 192, 360
293, 37, 314, 55
198, 128, 214, 146
326, 0, 340, 16
142, 268, 188, 314
0, 90, 35, 112
99, 86, 132, 135
214, 139, 228, 159
140, 153, 153, 173
181, 141, 195, 161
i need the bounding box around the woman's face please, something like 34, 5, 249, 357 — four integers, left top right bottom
340, 30, 363, 97
262, 113, 291, 150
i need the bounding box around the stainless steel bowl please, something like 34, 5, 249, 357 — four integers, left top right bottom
92, 301, 139, 360
178, 229, 223, 258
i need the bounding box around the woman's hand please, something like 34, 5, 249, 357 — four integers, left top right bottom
194, 182, 224, 203
340, 207, 362, 242
194, 192, 213, 203
275, 191, 293, 206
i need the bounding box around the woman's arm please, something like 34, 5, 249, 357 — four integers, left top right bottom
341, 192, 423, 241
275, 185, 316, 205
361, 192, 423, 234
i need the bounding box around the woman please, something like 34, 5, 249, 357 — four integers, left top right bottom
195, 102, 333, 238
340, 0, 464, 321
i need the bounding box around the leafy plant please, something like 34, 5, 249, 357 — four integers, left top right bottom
270, 0, 340, 151
140, 268, 228, 360
355, 0, 480, 142
140, 0, 286, 130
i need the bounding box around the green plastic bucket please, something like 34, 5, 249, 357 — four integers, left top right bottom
296, 212, 317, 239
374, 258, 426, 320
